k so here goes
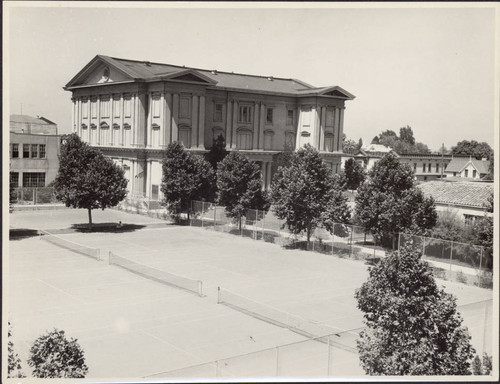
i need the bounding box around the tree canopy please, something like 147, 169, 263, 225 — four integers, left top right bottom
342, 134, 363, 155
371, 126, 430, 154
205, 134, 228, 170
161, 141, 215, 220
8, 322, 24, 378
216, 151, 269, 229
355, 243, 475, 375
355, 153, 437, 246
28, 329, 88, 378
54, 134, 128, 230
451, 140, 493, 160
271, 144, 351, 246
343, 158, 366, 191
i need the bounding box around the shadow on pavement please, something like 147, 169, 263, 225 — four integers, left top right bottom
9, 228, 40, 240
71, 222, 146, 233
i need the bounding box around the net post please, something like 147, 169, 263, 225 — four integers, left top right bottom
108, 251, 112, 265
217, 286, 221, 304
201, 202, 204, 228
213, 204, 216, 231
478, 246, 483, 287
327, 335, 331, 376
275, 346, 280, 376
331, 227, 334, 256
198, 281, 203, 297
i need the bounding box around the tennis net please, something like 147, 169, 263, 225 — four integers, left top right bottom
217, 288, 357, 353
39, 230, 101, 261
109, 252, 203, 297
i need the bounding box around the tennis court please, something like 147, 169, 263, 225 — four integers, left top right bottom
8, 209, 494, 379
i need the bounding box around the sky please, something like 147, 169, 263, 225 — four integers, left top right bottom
4, 3, 498, 152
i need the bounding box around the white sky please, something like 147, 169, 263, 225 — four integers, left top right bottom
4, 3, 498, 152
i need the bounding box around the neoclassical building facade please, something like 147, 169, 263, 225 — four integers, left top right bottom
65, 55, 355, 200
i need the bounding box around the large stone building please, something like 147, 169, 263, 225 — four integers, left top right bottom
65, 55, 355, 200
9, 115, 61, 188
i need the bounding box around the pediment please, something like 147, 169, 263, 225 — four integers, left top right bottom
318, 86, 355, 100
161, 69, 217, 85
66, 56, 134, 88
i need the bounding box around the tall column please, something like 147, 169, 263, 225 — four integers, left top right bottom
333, 107, 339, 152
134, 94, 139, 146
110, 96, 115, 145
192, 94, 199, 148
253, 102, 259, 150
338, 107, 345, 151
146, 160, 152, 198
225, 99, 232, 149
96, 96, 101, 145
71, 98, 76, 133
131, 160, 135, 196
138, 92, 147, 148
120, 95, 125, 146
164, 93, 172, 145
266, 161, 272, 190
319, 107, 326, 152
146, 93, 152, 147
77, 98, 82, 137
172, 94, 179, 143
260, 161, 266, 189
232, 100, 239, 148
198, 95, 205, 149
160, 92, 165, 148
259, 103, 265, 149
312, 105, 319, 151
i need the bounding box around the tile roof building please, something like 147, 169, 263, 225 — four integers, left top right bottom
65, 55, 355, 200
418, 181, 493, 222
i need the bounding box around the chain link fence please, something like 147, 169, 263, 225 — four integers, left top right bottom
191, 201, 492, 288
13, 187, 59, 205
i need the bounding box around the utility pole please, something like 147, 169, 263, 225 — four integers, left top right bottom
441, 143, 444, 181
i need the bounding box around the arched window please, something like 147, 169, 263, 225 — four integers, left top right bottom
324, 133, 334, 152
263, 130, 274, 150
178, 125, 192, 148
212, 127, 225, 146
123, 123, 131, 146
90, 123, 97, 145
151, 123, 160, 147
237, 128, 253, 150
112, 123, 120, 146
285, 131, 295, 150
100, 122, 110, 146
81, 124, 89, 143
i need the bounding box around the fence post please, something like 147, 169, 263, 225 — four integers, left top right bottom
350, 224, 353, 257
275, 346, 280, 376
34, 188, 37, 205
331, 229, 334, 256
478, 246, 483, 287
202, 202, 205, 228
262, 212, 265, 241
327, 336, 331, 376
217, 286, 221, 304
214, 205, 217, 231
190, 200, 193, 226
449, 241, 453, 271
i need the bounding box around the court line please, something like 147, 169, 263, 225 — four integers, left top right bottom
37, 279, 88, 305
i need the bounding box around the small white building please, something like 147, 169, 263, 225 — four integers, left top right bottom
444, 157, 490, 180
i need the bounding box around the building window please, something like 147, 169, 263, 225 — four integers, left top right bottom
423, 163, 426, 173
263, 130, 274, 150
428, 163, 432, 173
152, 94, 161, 118
444, 163, 448, 170
286, 110, 294, 126
23, 144, 30, 158
266, 108, 273, 124
324, 133, 334, 152
91, 98, 98, 118
10, 172, 19, 187
124, 94, 132, 117
113, 96, 121, 117
100, 97, 110, 118
11, 144, 19, 158
424, 176, 427, 181
214, 103, 223, 122
464, 214, 478, 226
436, 163, 439, 173
22, 172, 45, 187
326, 109, 335, 127
179, 97, 191, 119
39, 144, 46, 158
473, 170, 477, 178
465, 169, 469, 178
237, 129, 253, 150
453, 172, 457, 177
82, 100, 88, 119
285, 132, 295, 150
238, 105, 252, 124
178, 126, 192, 148
31, 144, 38, 158
414, 163, 417, 171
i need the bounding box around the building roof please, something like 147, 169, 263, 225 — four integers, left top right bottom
10, 114, 56, 125
445, 157, 490, 174
65, 55, 356, 99
362, 144, 393, 153
418, 181, 493, 209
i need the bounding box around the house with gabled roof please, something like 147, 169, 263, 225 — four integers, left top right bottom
444, 157, 490, 180
65, 55, 355, 200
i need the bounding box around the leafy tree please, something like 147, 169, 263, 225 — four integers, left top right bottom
355, 242, 476, 375
399, 125, 415, 146
343, 158, 365, 191
271, 144, 350, 247
9, 180, 17, 213
343, 139, 360, 155
451, 140, 493, 160
8, 322, 25, 378
28, 329, 88, 378
205, 134, 228, 170
358, 137, 363, 150
271, 142, 295, 175
216, 151, 269, 230
54, 134, 127, 230
161, 142, 215, 220
471, 353, 492, 375
321, 174, 352, 235
371, 136, 380, 144
355, 153, 437, 247
372, 128, 430, 154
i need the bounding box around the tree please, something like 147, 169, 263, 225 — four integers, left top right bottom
28, 329, 88, 378
355, 243, 476, 375
358, 137, 363, 150
271, 144, 350, 247
9, 179, 17, 213
271, 142, 295, 175
205, 134, 228, 170
343, 158, 366, 191
373, 128, 430, 154
371, 136, 380, 144
8, 322, 25, 378
343, 138, 360, 155
161, 142, 215, 220
399, 125, 415, 146
355, 153, 437, 247
451, 140, 493, 160
216, 151, 269, 230
54, 134, 127, 230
